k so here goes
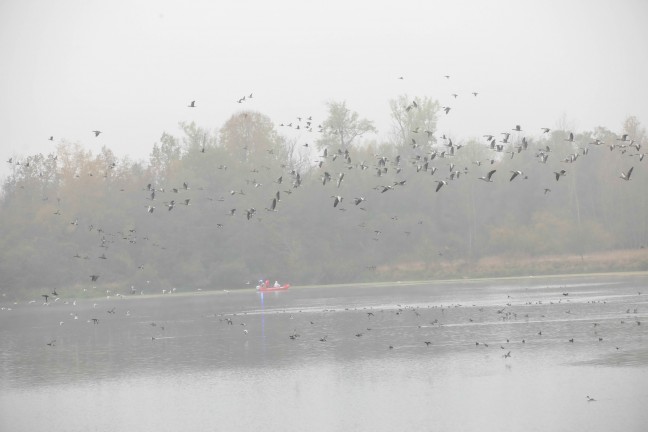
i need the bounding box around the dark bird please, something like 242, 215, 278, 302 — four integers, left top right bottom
46, 340, 56, 347
42, 294, 49, 303
267, 198, 277, 212
92, 130, 102, 137
435, 180, 447, 192
541, 128, 550, 134
479, 170, 496, 182
565, 132, 574, 142
331, 195, 343, 207
620, 167, 634, 181
513, 125, 522, 132
188, 100, 196, 108
353, 197, 365, 205
509, 170, 523, 181
48, 136, 54, 141
554, 170, 567, 181
90, 275, 100, 282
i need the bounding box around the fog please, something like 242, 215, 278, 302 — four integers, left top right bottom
2, 0, 648, 181
3, 4, 648, 426
1, 0, 648, 299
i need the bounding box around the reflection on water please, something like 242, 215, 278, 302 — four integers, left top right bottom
1, 274, 647, 432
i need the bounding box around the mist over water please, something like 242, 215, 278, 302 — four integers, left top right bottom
2, 274, 647, 431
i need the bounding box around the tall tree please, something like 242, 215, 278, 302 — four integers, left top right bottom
317, 101, 376, 150
219, 111, 284, 164
389, 95, 440, 151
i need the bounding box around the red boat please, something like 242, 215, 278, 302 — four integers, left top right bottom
256, 281, 290, 292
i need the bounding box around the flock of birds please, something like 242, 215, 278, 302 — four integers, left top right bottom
2, 273, 645, 410
1, 73, 644, 309
2, 72, 644, 291
1, 76, 646, 408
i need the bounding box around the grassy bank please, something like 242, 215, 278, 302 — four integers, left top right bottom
375, 248, 648, 281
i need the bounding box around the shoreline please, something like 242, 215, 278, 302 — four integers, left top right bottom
18, 269, 644, 304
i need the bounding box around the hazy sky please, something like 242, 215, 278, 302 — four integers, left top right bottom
1, 0, 647, 179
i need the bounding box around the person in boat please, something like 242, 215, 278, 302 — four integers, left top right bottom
274, 281, 280, 288
265, 280, 270, 288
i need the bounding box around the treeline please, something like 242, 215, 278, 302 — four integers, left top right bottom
1, 100, 646, 299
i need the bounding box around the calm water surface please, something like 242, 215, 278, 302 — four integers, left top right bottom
1, 273, 647, 431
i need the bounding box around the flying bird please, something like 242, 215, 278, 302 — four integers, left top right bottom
331, 195, 343, 207
620, 167, 634, 181
267, 198, 277, 212
554, 170, 567, 181
92, 130, 102, 137
188, 100, 196, 108
509, 170, 524, 181
479, 170, 496, 182
435, 180, 447, 192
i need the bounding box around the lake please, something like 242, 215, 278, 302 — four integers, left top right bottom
1, 273, 647, 432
